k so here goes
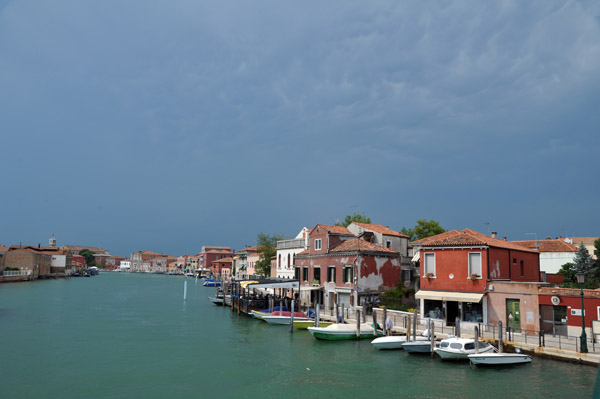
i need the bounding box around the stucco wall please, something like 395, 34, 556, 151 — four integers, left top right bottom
487, 282, 542, 332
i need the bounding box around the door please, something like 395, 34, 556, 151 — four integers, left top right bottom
446, 301, 459, 326
506, 299, 521, 333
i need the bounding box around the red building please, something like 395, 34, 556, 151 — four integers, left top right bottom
294, 224, 402, 309
199, 246, 234, 276
538, 286, 600, 338
413, 229, 540, 327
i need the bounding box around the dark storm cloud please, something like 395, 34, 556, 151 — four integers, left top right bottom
1, 1, 599, 255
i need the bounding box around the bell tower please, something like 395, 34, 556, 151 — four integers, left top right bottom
49, 234, 57, 248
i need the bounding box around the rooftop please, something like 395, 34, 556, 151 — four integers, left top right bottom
413, 229, 539, 253
352, 222, 409, 238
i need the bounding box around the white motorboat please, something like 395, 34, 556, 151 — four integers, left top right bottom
371, 335, 429, 350
402, 340, 439, 353
434, 337, 494, 360
468, 352, 532, 366
261, 314, 312, 325
208, 296, 224, 305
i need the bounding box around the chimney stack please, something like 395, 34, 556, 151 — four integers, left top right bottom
491, 232, 497, 239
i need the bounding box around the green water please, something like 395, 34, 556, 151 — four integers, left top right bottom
1, 273, 597, 398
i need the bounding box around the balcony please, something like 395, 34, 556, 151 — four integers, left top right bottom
276, 238, 306, 250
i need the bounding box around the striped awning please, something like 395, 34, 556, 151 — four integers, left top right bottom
415, 290, 484, 303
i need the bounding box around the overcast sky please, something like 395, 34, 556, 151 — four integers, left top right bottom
1, 1, 599, 257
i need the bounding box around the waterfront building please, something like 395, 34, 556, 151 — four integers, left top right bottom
61, 245, 110, 266
412, 229, 541, 331
152, 256, 176, 273
198, 246, 234, 272
538, 286, 600, 337
130, 250, 167, 272
275, 227, 311, 279
119, 260, 131, 270
294, 224, 402, 310
211, 257, 233, 277
234, 246, 259, 279
105, 255, 126, 270
1, 246, 53, 279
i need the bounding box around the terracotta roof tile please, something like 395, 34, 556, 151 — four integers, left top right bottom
330, 238, 399, 254
211, 257, 233, 263
352, 222, 409, 238
414, 229, 539, 253
512, 239, 578, 252
317, 224, 353, 235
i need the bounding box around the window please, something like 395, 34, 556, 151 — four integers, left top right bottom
302, 267, 308, 281
313, 267, 321, 282
424, 253, 435, 276
315, 239, 322, 250
343, 265, 354, 283
294, 267, 300, 280
386, 241, 392, 249
520, 260, 524, 277
287, 254, 290, 268
468, 252, 481, 277
327, 266, 336, 283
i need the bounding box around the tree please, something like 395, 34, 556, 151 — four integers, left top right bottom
401, 219, 446, 241
572, 243, 598, 288
254, 233, 287, 277
336, 212, 371, 227
79, 249, 96, 266
557, 262, 577, 287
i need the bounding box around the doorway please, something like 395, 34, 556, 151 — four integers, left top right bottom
446, 301, 459, 326
506, 299, 521, 333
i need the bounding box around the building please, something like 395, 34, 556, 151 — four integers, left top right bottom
538, 286, 600, 337
294, 224, 402, 309
413, 229, 540, 329
211, 257, 233, 277
2, 246, 53, 279
512, 238, 578, 274
105, 255, 126, 270
130, 250, 167, 272
275, 227, 311, 279
198, 246, 234, 272
234, 246, 259, 279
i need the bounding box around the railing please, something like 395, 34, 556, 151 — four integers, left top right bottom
276, 239, 305, 250
3, 270, 32, 277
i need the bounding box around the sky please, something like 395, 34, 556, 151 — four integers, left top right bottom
1, 1, 599, 257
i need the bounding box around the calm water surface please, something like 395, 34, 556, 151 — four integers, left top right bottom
1, 273, 598, 398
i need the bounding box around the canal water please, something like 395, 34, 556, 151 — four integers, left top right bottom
1, 273, 597, 398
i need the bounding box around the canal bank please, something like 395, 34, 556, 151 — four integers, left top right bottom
1, 273, 597, 398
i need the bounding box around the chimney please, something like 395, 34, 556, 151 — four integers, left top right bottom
491, 232, 497, 239
503, 237, 507, 241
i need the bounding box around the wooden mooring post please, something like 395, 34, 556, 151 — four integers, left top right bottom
290, 300, 295, 333
335, 304, 339, 323
316, 303, 320, 327
430, 321, 435, 357
356, 310, 361, 340
498, 321, 503, 353
383, 308, 388, 336
372, 311, 378, 336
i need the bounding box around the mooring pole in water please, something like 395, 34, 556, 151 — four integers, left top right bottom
407, 315, 412, 342
474, 326, 480, 354
372, 311, 378, 337
356, 310, 361, 340
430, 321, 435, 356
316, 303, 320, 327
335, 304, 339, 323
413, 309, 418, 338
290, 300, 295, 333
195, 274, 198, 285
341, 304, 345, 323
280, 300, 283, 316
498, 321, 503, 353
183, 280, 187, 301
383, 308, 388, 336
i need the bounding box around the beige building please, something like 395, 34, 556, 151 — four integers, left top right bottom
570, 237, 599, 260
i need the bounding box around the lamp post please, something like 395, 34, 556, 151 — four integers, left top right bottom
576, 272, 588, 353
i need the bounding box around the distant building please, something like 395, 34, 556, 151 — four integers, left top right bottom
198, 246, 234, 273
512, 238, 578, 274
130, 250, 168, 272
275, 228, 311, 279
570, 237, 599, 260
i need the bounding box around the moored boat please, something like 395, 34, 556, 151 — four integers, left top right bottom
293, 320, 333, 329
371, 335, 429, 350
468, 352, 532, 366
434, 337, 494, 360
402, 340, 439, 353
262, 312, 311, 325
308, 323, 383, 341
209, 296, 224, 305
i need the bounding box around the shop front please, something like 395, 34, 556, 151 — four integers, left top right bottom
416, 290, 485, 327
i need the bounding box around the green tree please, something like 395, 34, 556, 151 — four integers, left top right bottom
336, 212, 371, 227
572, 243, 598, 288
401, 219, 446, 241
557, 262, 577, 287
254, 233, 287, 277
79, 249, 96, 266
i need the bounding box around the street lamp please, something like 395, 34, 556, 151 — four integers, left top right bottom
576, 272, 588, 353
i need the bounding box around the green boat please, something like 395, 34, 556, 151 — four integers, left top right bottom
293, 320, 333, 330
307, 323, 383, 340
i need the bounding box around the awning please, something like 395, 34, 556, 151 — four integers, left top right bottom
248, 281, 300, 290
240, 281, 259, 288
411, 250, 420, 263
415, 290, 484, 303
300, 286, 323, 291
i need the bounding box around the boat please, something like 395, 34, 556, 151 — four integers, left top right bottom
261, 312, 312, 325
468, 351, 532, 366
208, 296, 224, 305
308, 323, 384, 341
402, 340, 439, 353
434, 337, 494, 360
224, 295, 232, 306
203, 278, 222, 287
249, 306, 288, 319
293, 320, 333, 330
371, 335, 429, 350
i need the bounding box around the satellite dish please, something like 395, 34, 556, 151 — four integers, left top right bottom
551, 296, 560, 306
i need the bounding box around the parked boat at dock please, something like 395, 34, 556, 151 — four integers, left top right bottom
208, 296, 224, 305
468, 351, 532, 366
434, 337, 494, 360
371, 335, 429, 350
308, 323, 383, 341
293, 320, 333, 329
261, 312, 311, 325
402, 340, 439, 353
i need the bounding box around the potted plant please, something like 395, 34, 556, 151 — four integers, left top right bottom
424, 272, 434, 280
469, 273, 480, 281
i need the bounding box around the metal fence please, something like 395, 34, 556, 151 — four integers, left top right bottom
2, 270, 32, 277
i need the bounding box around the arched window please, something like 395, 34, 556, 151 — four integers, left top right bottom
278, 254, 281, 268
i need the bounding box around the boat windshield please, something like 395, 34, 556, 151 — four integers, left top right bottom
477, 341, 489, 349
440, 342, 449, 348
464, 342, 475, 350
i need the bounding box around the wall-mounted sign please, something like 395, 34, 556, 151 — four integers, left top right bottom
571, 309, 585, 316
551, 296, 560, 305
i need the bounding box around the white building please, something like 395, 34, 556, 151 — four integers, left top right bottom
275, 227, 311, 279
512, 238, 578, 274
